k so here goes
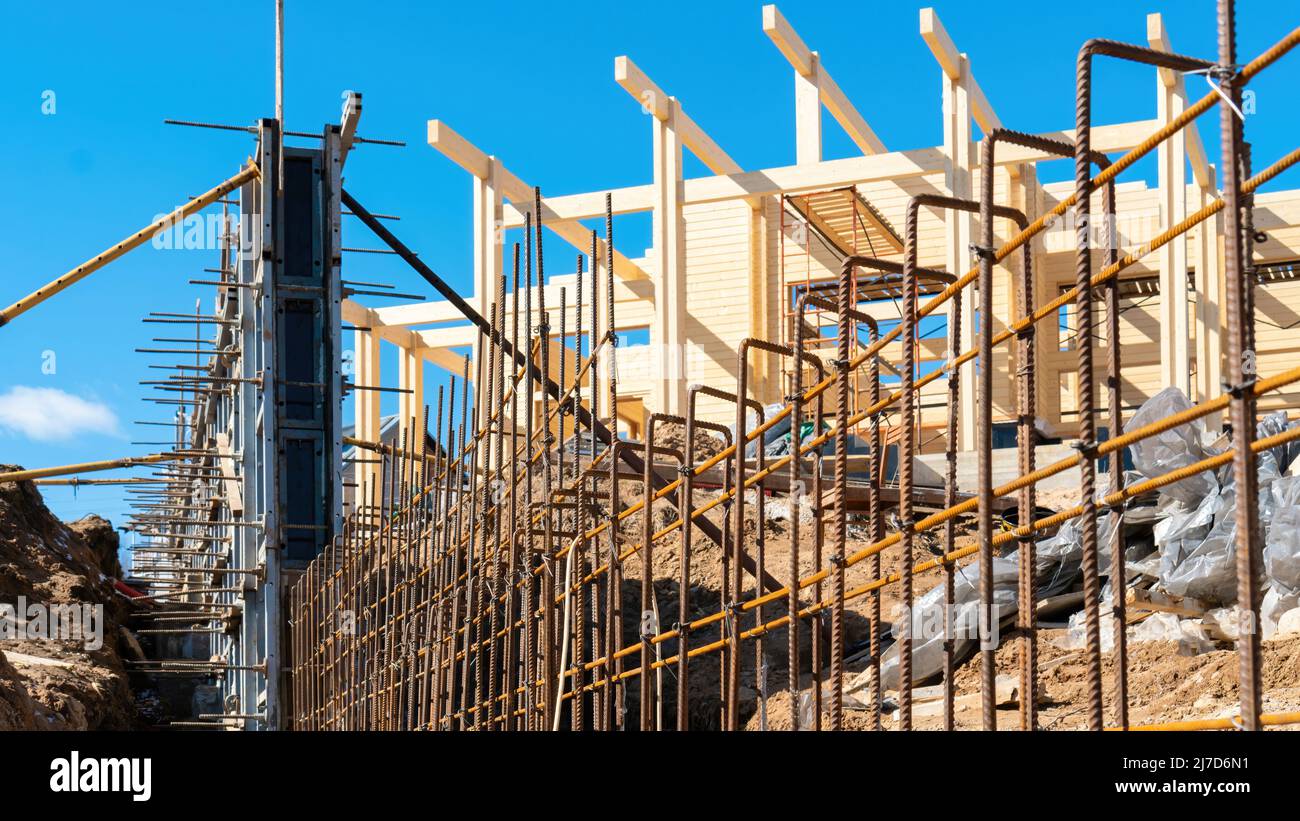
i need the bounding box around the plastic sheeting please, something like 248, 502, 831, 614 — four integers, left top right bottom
1152, 405, 1293, 605
1058, 608, 1213, 655
1126, 387, 1300, 608
1264, 475, 1300, 592
1127, 386, 1221, 506
873, 511, 1107, 691
867, 476, 1129, 690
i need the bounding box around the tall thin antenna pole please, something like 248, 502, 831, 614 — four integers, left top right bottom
275, 0, 285, 196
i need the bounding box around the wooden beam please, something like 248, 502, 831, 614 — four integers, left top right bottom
1195, 166, 1224, 429
943, 53, 976, 451
676, 111, 743, 176
817, 67, 887, 156
419, 346, 471, 377
428, 119, 649, 282
652, 97, 688, 414
427, 119, 491, 179
214, 433, 243, 517
794, 54, 822, 164
614, 55, 742, 175
761, 4, 815, 76
614, 54, 670, 120
502, 115, 1155, 229
920, 8, 1000, 135
992, 120, 1162, 164
763, 4, 885, 157
353, 324, 382, 494
397, 345, 424, 434
919, 7, 961, 79
417, 325, 478, 349
369, 300, 471, 327
494, 163, 650, 282
969, 79, 1002, 135
1150, 12, 1192, 397
1147, 13, 1211, 188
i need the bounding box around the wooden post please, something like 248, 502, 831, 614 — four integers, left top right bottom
652, 98, 687, 416
1156, 63, 1191, 396
749, 198, 773, 403
1150, 13, 1192, 398
398, 345, 425, 436
353, 326, 382, 498
943, 54, 976, 450
472, 156, 503, 410
795, 53, 821, 165
1196, 165, 1224, 428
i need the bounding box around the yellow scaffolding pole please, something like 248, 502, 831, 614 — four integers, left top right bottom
0, 162, 261, 327
0, 454, 171, 484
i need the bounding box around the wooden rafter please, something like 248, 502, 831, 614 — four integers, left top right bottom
427, 120, 649, 282
762, 4, 887, 157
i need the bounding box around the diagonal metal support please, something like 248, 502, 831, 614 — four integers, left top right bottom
340, 187, 785, 595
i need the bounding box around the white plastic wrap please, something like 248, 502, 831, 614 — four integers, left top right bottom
1151, 403, 1287, 606
1126, 386, 1220, 506
1129, 611, 1214, 655
1264, 476, 1300, 592
1261, 586, 1300, 639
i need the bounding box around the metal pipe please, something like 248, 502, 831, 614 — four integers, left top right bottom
0, 164, 260, 327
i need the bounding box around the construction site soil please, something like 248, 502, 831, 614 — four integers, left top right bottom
0, 469, 138, 730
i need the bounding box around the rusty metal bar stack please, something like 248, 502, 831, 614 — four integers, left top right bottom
285, 6, 1300, 731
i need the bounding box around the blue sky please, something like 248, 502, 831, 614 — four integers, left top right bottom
1, 0, 1296, 554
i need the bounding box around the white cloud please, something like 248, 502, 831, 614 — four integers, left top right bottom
0, 386, 121, 442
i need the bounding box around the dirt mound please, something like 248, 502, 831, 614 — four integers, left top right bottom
0, 650, 38, 731
655, 421, 728, 462
881, 630, 1300, 729
67, 514, 124, 580
0, 465, 138, 730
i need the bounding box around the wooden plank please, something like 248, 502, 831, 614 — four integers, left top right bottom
214, 433, 243, 517
818, 68, 887, 155
499, 119, 1155, 229
919, 7, 961, 79
419, 346, 471, 377
1126, 588, 1207, 618
1147, 14, 1212, 191
494, 164, 651, 282
614, 54, 669, 120
428, 119, 649, 282
993, 120, 1162, 164
339, 91, 361, 167
762, 5, 815, 75
615, 55, 742, 175
763, 5, 884, 157
426, 119, 490, 179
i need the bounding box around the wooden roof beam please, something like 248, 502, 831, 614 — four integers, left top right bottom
427, 119, 650, 282
919, 8, 1001, 134
762, 4, 886, 156
1147, 12, 1212, 189
614, 55, 743, 176
502, 117, 1152, 227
